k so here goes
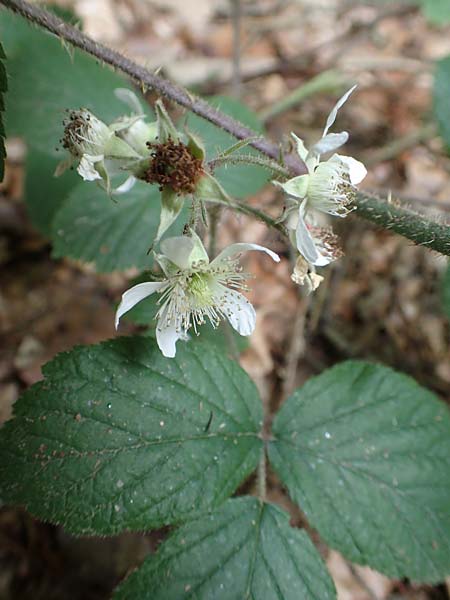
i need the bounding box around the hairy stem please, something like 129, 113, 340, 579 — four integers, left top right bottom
355, 192, 450, 255
208, 153, 290, 178
2, 0, 450, 256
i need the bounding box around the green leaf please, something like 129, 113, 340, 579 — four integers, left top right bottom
113, 497, 336, 600
24, 149, 79, 236
0, 11, 145, 157
0, 41, 7, 182
186, 96, 269, 198
51, 181, 185, 272
268, 361, 450, 582
442, 263, 450, 320
0, 337, 263, 535
421, 0, 450, 25
434, 55, 450, 149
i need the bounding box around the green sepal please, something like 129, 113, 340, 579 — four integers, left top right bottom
196, 170, 231, 204
186, 128, 206, 160
104, 134, 141, 160
155, 187, 184, 244
155, 100, 179, 143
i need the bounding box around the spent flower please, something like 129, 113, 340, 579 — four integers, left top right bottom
57, 89, 157, 193
115, 231, 280, 358
142, 101, 230, 243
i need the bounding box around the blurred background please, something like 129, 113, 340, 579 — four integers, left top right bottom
1, 0, 450, 598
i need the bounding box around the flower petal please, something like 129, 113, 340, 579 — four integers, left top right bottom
273, 174, 310, 199
188, 230, 210, 264
115, 281, 165, 329
156, 322, 183, 358
336, 154, 367, 185
211, 242, 280, 266
309, 131, 349, 157
160, 235, 195, 270
290, 132, 308, 161
214, 285, 256, 336
295, 202, 331, 267
77, 155, 102, 181
113, 175, 137, 195
323, 84, 357, 137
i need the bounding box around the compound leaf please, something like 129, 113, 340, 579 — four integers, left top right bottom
269, 361, 450, 582
0, 337, 262, 535
114, 497, 336, 600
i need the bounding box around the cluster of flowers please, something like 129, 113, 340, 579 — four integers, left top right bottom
59, 87, 366, 357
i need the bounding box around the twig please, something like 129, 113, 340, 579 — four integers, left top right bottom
2, 0, 450, 256
0, 0, 306, 175
280, 296, 309, 399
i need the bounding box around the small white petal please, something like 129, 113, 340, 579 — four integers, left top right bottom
323, 85, 357, 137
273, 174, 310, 199
113, 176, 137, 195
211, 243, 280, 266
77, 155, 102, 181
114, 88, 143, 115
115, 281, 165, 329
295, 202, 331, 267
309, 131, 349, 157
290, 132, 308, 161
336, 154, 367, 185
214, 285, 256, 336
156, 322, 183, 358
160, 236, 195, 270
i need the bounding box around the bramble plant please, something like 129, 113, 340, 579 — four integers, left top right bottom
1, 2, 450, 599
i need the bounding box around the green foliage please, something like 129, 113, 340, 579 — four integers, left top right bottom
0, 41, 7, 182
421, 0, 450, 25
442, 263, 450, 320
0, 11, 136, 157
25, 150, 79, 236
268, 361, 450, 582
114, 497, 336, 600
0, 337, 262, 535
186, 96, 269, 198
434, 55, 450, 149
51, 181, 180, 272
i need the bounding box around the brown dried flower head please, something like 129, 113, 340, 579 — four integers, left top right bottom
144, 138, 203, 194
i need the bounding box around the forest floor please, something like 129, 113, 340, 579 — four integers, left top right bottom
1, 0, 450, 598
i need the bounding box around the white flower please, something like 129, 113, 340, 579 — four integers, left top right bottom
115, 232, 280, 358
274, 85, 367, 266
